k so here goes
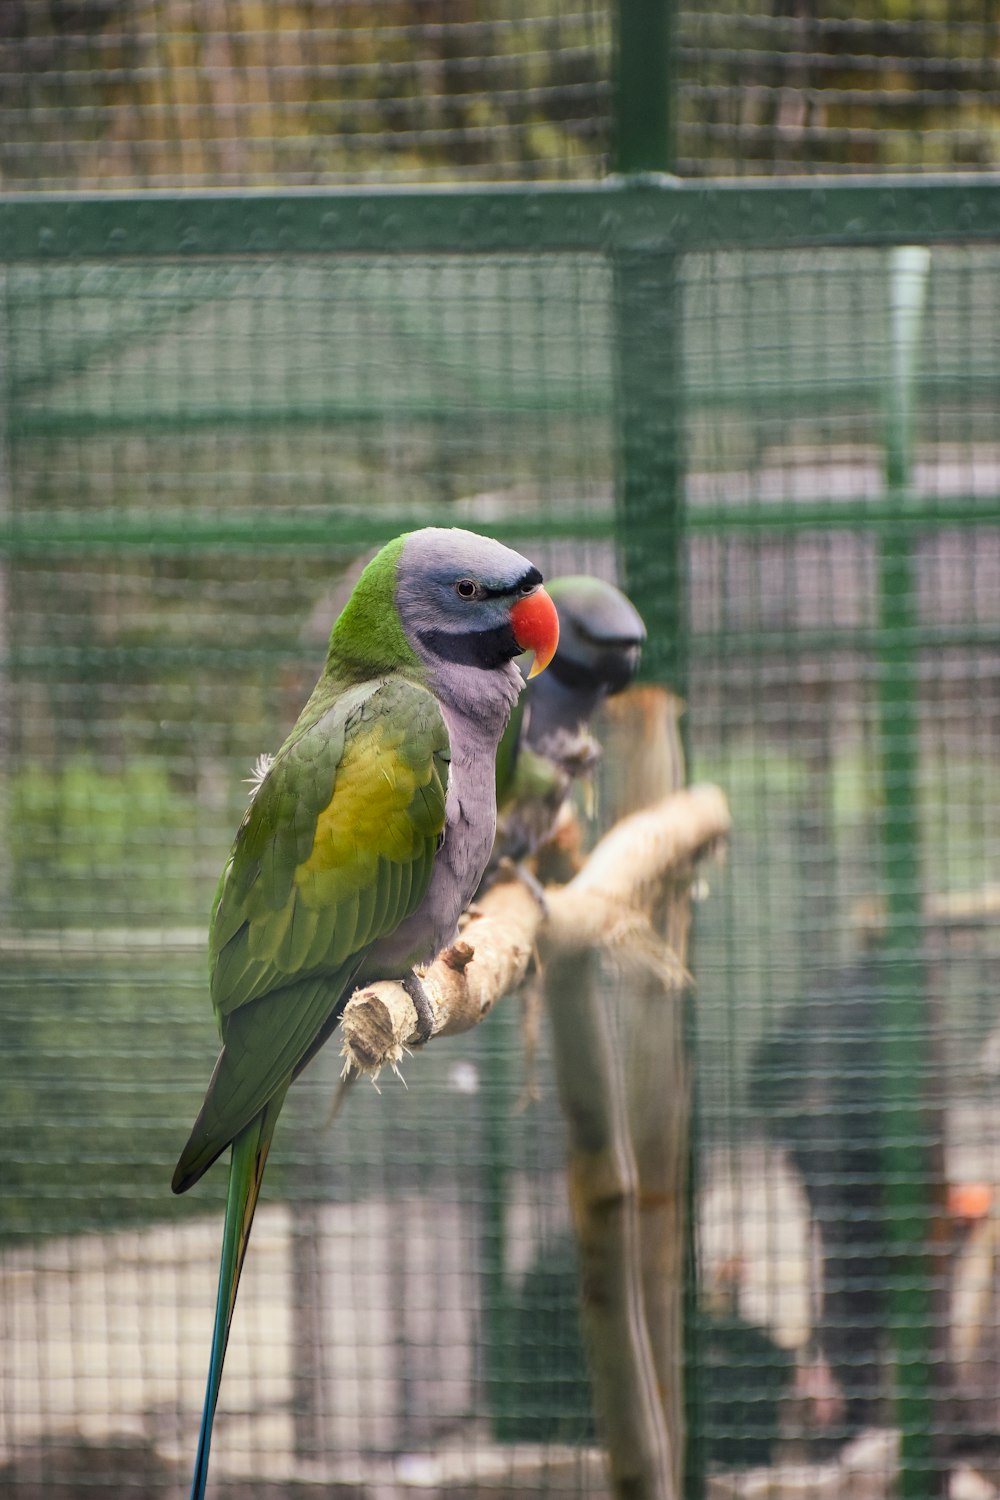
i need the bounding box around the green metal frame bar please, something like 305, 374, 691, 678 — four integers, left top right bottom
2, 494, 998, 555
4, 175, 1000, 260
5, 617, 998, 676
613, 16, 698, 1500
3, 150, 998, 1500
614, 1, 675, 173
878, 248, 936, 1495
9, 378, 1000, 437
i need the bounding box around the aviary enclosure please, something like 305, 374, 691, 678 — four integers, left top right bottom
2, 4, 1000, 1498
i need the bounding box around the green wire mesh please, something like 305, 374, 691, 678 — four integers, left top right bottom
3, 3, 1000, 193
3, 5, 1000, 1497
678, 3, 1000, 176
0, 1, 612, 189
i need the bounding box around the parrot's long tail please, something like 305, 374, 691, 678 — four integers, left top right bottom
188, 1086, 287, 1500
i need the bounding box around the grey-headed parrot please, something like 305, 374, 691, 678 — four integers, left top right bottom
173, 527, 558, 1498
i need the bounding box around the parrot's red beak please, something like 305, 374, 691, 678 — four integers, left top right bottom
510, 585, 560, 679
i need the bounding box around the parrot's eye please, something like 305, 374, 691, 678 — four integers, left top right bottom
518, 579, 536, 595
455, 579, 480, 600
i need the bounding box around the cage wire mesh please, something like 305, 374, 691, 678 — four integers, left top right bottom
3, 4, 1000, 1500
3, 3, 1000, 191
0, 249, 627, 1493
677, 4, 1000, 177
686, 240, 1000, 1479
0, 1, 614, 190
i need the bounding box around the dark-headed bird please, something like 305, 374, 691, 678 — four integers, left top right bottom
494, 574, 646, 863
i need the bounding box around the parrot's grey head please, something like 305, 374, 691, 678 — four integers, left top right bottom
544, 575, 646, 696
396, 527, 558, 687
327, 528, 558, 695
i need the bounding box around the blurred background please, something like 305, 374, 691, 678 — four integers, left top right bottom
2, 3, 1000, 1497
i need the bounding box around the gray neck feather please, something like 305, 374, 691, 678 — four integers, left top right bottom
428, 655, 524, 740
366, 661, 522, 974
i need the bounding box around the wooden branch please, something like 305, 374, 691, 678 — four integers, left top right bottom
335, 687, 729, 1500
543, 783, 729, 956
545, 945, 676, 1500
337, 783, 730, 1079
602, 687, 692, 1498
337, 872, 544, 1079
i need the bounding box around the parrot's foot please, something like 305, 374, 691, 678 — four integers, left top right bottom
491, 856, 549, 916
512, 861, 549, 918
402, 971, 435, 1044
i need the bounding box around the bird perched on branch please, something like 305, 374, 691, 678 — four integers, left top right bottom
493, 574, 646, 865
173, 527, 558, 1500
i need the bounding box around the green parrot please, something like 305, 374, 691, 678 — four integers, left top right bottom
173, 527, 558, 1499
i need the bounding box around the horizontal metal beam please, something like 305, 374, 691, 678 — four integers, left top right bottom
688, 622, 1000, 659
3, 175, 1000, 260
10, 377, 1000, 437
685, 493, 1000, 534
8, 397, 606, 439
0, 927, 206, 958
0, 507, 618, 553
2, 490, 996, 555
4, 622, 998, 678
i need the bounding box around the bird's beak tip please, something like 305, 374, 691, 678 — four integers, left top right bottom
511, 586, 559, 679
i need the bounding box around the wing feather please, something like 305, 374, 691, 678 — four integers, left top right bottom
354, 878, 379, 952
176, 966, 359, 1186
367, 853, 394, 940
176, 676, 451, 1185
277, 893, 320, 973
327, 887, 360, 969
210, 676, 448, 1020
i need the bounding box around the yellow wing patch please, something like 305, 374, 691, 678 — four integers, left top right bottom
295, 722, 436, 893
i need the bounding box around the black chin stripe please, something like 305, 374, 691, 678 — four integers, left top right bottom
418, 622, 520, 670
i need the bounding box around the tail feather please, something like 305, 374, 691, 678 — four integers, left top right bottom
188, 1085, 288, 1500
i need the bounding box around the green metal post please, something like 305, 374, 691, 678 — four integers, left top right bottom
614, 248, 685, 693
613, 6, 699, 1498
0, 271, 9, 918
613, 0, 684, 690
614, 0, 675, 174
878, 247, 936, 1499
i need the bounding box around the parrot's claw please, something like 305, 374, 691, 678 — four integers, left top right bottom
514, 862, 549, 917
402, 971, 435, 1044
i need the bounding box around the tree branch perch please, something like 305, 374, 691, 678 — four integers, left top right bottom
338, 783, 730, 1079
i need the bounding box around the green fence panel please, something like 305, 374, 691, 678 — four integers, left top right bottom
4, 7, 1000, 1499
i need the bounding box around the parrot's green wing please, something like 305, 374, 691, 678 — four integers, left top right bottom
495, 689, 527, 806
173, 676, 449, 1191
211, 677, 448, 1015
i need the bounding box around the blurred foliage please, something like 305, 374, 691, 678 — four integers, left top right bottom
0, 952, 211, 1242
0, 0, 610, 189
501, 1235, 596, 1444
3, 0, 998, 190
9, 758, 207, 926
680, 0, 1000, 175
